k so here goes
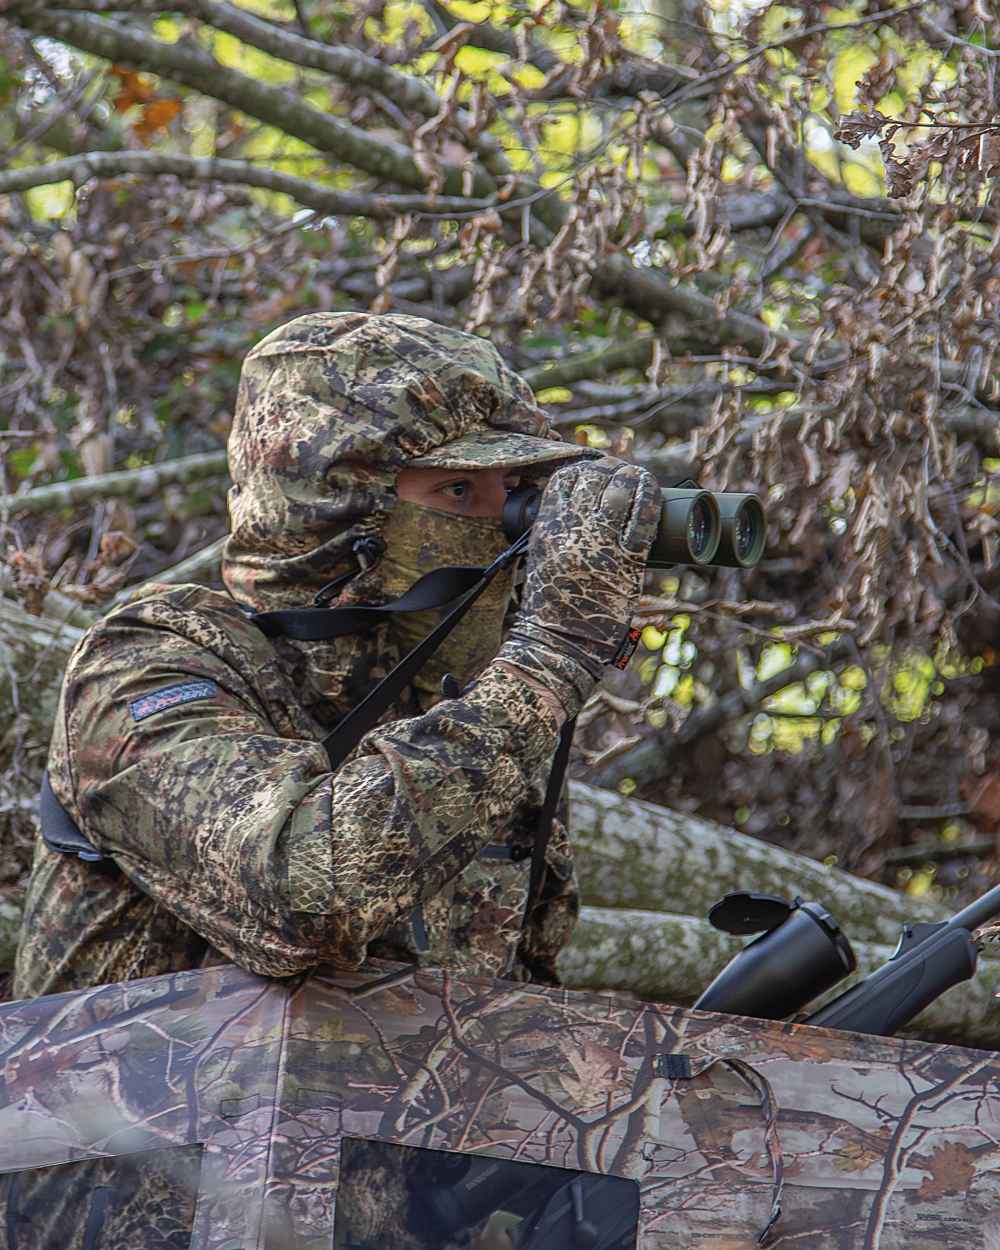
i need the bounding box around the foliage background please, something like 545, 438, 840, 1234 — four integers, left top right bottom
3, 0, 1000, 947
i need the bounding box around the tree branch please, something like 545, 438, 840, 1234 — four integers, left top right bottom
592, 639, 855, 790
522, 339, 658, 391
0, 450, 228, 516
0, 150, 497, 217
423, 0, 561, 72
110, 534, 226, 604
12, 8, 495, 198
180, 0, 510, 169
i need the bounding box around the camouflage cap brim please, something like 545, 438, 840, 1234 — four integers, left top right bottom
408, 429, 599, 471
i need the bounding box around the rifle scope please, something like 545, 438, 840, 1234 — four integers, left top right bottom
502, 482, 767, 569
693, 881, 1000, 1040
693, 892, 857, 1019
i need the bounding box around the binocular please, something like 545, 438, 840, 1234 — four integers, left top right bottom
503, 480, 767, 569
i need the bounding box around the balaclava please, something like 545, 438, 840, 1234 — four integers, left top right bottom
222, 312, 588, 726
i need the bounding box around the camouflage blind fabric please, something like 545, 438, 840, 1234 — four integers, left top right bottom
13, 312, 586, 1002
4, 961, 1000, 1249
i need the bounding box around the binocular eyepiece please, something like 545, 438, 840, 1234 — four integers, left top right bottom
503, 480, 767, 569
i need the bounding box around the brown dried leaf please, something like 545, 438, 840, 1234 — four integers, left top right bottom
836, 110, 889, 150
916, 1141, 976, 1200
6, 549, 49, 616
133, 97, 182, 144
110, 65, 156, 113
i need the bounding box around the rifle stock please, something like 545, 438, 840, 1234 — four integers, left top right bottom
805, 881, 1000, 1036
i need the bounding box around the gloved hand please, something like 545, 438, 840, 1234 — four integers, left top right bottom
495, 457, 660, 718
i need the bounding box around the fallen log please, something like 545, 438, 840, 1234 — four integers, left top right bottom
567, 780, 947, 946
559, 905, 1000, 1047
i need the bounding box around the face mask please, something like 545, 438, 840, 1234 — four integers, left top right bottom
377, 499, 513, 712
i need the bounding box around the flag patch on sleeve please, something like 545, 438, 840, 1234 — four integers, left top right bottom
129, 680, 218, 722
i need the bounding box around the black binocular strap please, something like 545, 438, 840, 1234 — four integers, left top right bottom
303, 533, 530, 771
249, 562, 491, 642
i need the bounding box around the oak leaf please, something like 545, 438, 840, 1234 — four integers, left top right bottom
916, 1140, 975, 1200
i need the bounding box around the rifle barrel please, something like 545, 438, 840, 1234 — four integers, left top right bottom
949, 882, 1000, 934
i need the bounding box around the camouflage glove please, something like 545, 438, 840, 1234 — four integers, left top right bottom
496, 457, 660, 718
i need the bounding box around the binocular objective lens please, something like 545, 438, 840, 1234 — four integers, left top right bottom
687, 498, 713, 561
735, 508, 754, 561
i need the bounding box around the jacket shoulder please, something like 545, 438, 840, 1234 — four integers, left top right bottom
76, 583, 270, 666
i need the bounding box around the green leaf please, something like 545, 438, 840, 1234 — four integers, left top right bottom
8, 447, 38, 479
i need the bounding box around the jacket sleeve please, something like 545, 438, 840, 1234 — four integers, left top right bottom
64, 591, 562, 977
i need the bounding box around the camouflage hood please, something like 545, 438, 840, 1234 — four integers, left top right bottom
221, 312, 573, 723
223, 311, 570, 612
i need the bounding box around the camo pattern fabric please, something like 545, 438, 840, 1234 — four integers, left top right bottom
376, 499, 514, 714
498, 459, 660, 718
13, 312, 585, 1001
223, 310, 573, 726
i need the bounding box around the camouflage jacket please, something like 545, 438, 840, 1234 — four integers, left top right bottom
12, 582, 579, 1000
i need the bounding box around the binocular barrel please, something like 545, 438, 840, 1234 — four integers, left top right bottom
502, 485, 766, 569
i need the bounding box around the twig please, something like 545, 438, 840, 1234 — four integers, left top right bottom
15, 8, 494, 199
886, 836, 989, 865
111, 535, 226, 605
593, 637, 855, 789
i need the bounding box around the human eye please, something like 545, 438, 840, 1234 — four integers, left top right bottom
438, 478, 471, 502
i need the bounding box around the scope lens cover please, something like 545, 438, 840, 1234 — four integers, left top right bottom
708, 891, 794, 936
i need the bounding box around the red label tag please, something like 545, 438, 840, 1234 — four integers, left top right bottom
612, 626, 642, 670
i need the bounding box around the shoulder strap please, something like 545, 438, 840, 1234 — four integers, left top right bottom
314, 536, 529, 770
523, 716, 576, 932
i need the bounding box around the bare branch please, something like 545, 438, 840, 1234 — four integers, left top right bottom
423, 0, 561, 72
0, 451, 228, 517
12, 8, 495, 198
522, 339, 658, 390
111, 535, 225, 604
592, 639, 855, 790
663, 1, 932, 111
0, 151, 497, 217
181, 0, 510, 169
